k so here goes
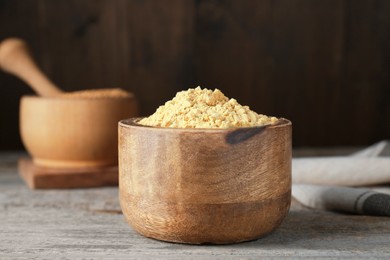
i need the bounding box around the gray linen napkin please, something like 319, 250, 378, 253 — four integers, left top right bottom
292, 141, 390, 216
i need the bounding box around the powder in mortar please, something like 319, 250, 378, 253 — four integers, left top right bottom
139, 87, 278, 128
60, 88, 132, 98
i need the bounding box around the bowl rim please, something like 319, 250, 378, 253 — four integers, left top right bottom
119, 117, 291, 132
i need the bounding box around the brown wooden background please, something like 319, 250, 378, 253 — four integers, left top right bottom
1, 0, 389, 150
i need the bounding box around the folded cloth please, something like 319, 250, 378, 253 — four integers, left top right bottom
292, 141, 390, 186
292, 184, 390, 216
292, 141, 390, 216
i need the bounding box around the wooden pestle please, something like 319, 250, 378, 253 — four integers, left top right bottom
0, 38, 63, 97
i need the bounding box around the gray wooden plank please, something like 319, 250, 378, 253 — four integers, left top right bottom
1, 153, 390, 259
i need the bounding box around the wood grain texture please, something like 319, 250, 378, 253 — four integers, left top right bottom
1, 0, 390, 150
1, 152, 390, 258
36, 0, 122, 91
18, 157, 118, 189
0, 0, 41, 150
195, 0, 348, 146
118, 118, 292, 244
125, 0, 195, 115
342, 0, 390, 145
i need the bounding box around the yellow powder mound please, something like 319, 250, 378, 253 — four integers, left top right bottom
139, 87, 278, 128
60, 88, 132, 98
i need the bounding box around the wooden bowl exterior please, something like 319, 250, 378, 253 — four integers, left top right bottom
119, 118, 292, 244
20, 96, 138, 168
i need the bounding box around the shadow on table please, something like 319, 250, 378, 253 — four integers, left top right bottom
232, 209, 387, 249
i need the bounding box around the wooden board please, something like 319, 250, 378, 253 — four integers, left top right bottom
18, 157, 118, 189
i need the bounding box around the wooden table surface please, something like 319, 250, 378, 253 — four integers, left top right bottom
1, 151, 389, 259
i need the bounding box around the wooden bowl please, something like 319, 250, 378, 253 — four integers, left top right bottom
119, 118, 292, 244
20, 95, 138, 168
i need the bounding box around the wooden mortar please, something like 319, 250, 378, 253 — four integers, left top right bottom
21, 96, 137, 168
119, 118, 292, 244
0, 38, 138, 168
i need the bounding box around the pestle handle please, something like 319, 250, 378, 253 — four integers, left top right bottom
0, 38, 63, 97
